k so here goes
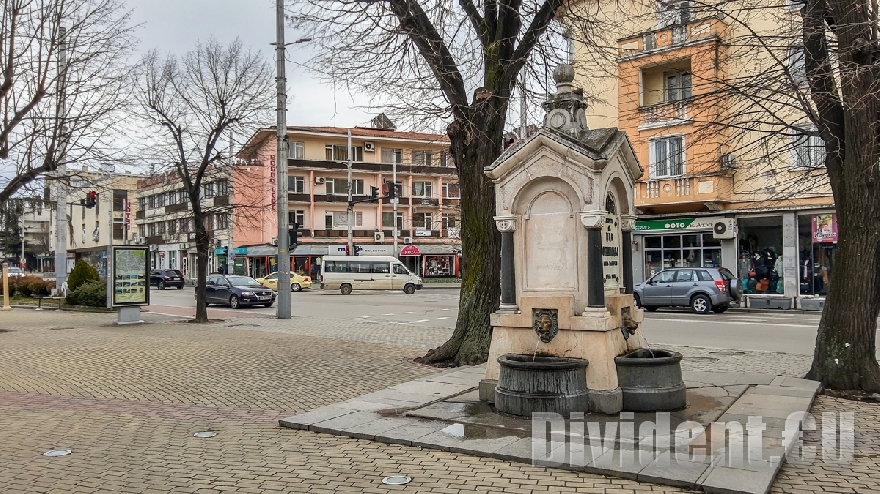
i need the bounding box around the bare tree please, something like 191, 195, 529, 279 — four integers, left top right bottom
0, 0, 135, 202
289, 0, 569, 366
133, 38, 274, 323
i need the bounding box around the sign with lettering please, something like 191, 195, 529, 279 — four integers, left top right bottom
269, 154, 276, 211
634, 217, 725, 232
812, 214, 837, 243
602, 215, 620, 286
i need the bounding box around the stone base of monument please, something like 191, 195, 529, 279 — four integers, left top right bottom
615, 349, 686, 412
494, 354, 589, 416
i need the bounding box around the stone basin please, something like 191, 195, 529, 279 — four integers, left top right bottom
615, 348, 686, 412
495, 354, 590, 416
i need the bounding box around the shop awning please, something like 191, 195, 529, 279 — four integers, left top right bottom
244, 245, 277, 257
417, 244, 460, 255
293, 245, 328, 255
400, 245, 421, 256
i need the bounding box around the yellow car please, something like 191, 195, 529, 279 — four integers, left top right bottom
255, 272, 312, 292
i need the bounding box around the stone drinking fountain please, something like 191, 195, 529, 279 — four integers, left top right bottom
480, 63, 685, 415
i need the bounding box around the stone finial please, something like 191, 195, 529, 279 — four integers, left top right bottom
553, 63, 575, 92
542, 63, 589, 138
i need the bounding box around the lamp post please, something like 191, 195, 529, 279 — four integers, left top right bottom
20, 219, 27, 271
274, 0, 311, 319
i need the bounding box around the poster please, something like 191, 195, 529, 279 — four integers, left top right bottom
812, 214, 838, 243
111, 247, 149, 305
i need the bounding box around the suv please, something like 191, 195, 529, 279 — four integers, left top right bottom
150, 269, 185, 290
200, 274, 276, 309
634, 267, 741, 314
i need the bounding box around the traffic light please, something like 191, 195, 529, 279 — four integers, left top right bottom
85, 191, 97, 208
288, 222, 299, 246
382, 181, 398, 199
217, 246, 228, 256
370, 186, 379, 200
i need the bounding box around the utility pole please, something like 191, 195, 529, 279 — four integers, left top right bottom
54, 26, 68, 294
392, 159, 398, 256
346, 129, 353, 255
275, 0, 291, 319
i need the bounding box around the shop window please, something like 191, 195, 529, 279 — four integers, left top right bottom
737, 216, 784, 295
798, 213, 836, 296
642, 232, 720, 278
425, 255, 454, 277
649, 136, 685, 178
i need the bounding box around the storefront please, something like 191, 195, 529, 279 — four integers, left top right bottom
293, 245, 329, 279
632, 217, 737, 283
796, 211, 837, 309
420, 245, 461, 278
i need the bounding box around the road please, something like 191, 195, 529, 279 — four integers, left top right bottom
146, 287, 880, 357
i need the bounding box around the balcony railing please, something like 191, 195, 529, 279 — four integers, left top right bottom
643, 100, 689, 126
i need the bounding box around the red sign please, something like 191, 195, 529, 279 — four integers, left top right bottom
269, 155, 276, 211
400, 245, 421, 256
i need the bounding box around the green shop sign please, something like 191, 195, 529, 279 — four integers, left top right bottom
634, 217, 722, 232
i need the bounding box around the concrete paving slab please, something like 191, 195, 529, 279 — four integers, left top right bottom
278, 406, 353, 430
412, 429, 523, 457
700, 461, 778, 494
637, 450, 709, 489
748, 385, 818, 399
373, 422, 440, 447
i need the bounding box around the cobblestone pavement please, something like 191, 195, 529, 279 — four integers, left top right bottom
0, 308, 875, 493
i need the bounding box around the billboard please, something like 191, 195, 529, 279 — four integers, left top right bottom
109, 246, 150, 306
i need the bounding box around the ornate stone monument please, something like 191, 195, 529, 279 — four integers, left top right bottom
480, 63, 648, 414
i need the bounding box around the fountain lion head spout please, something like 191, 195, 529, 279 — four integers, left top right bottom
533, 309, 559, 343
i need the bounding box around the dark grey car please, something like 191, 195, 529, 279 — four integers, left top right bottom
201, 274, 276, 309
634, 267, 740, 314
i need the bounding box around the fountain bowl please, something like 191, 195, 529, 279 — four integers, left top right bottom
614, 349, 686, 412
495, 354, 590, 416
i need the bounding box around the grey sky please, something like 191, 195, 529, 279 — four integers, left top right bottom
129, 0, 375, 128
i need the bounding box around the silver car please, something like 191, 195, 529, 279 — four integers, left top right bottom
634, 267, 741, 314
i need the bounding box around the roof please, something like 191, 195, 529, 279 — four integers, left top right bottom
240, 126, 449, 156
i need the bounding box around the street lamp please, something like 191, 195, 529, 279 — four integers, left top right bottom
274, 0, 312, 319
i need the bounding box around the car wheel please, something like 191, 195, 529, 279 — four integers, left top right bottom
158, 281, 166, 290
691, 294, 712, 314
341, 284, 352, 295
291, 283, 302, 292
644, 306, 659, 312
404, 284, 416, 295
230, 295, 241, 309
634, 293, 642, 308
712, 305, 728, 314
176, 285, 184, 290
264, 301, 274, 308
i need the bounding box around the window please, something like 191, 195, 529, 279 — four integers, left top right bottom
216, 214, 229, 230
412, 150, 433, 166
412, 181, 433, 198
675, 269, 694, 282
179, 218, 190, 233
327, 178, 364, 196
371, 262, 390, 274
413, 212, 432, 230
439, 151, 451, 167
138, 224, 146, 237
156, 221, 166, 235
202, 182, 215, 199
442, 182, 460, 199
787, 45, 807, 86
382, 212, 404, 229
664, 71, 691, 102
288, 176, 305, 193
327, 211, 362, 228
168, 220, 177, 235
148, 195, 156, 209
325, 144, 363, 161
138, 197, 146, 212
652, 270, 676, 283
289, 141, 305, 159
442, 214, 459, 230
288, 210, 305, 228
113, 222, 124, 240
649, 136, 685, 178
381, 148, 403, 164
790, 126, 825, 169
325, 212, 334, 229
216, 179, 228, 196
394, 264, 409, 275
113, 190, 126, 211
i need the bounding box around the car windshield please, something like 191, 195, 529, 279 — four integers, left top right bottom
227, 276, 262, 286
265, 273, 277, 280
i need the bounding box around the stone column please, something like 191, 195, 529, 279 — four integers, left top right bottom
620, 215, 636, 294
580, 212, 606, 309
494, 215, 518, 312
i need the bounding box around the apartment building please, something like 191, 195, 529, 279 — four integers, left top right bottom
235, 122, 459, 279
133, 169, 232, 278
2, 197, 53, 272
569, 0, 835, 309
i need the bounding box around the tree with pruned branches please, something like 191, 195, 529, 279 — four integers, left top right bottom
133, 38, 274, 323
289, 0, 570, 366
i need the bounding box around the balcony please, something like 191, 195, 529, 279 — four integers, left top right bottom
641, 100, 690, 129
618, 16, 727, 60
212, 195, 229, 207
165, 202, 188, 214
288, 193, 310, 202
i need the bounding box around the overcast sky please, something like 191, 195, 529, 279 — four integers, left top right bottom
129, 0, 376, 129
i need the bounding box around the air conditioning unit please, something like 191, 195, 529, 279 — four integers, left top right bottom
712, 219, 737, 239
373, 231, 385, 242
721, 153, 738, 170
364, 142, 375, 152
315, 177, 326, 184
135, 237, 146, 245
403, 237, 413, 245
271, 237, 278, 246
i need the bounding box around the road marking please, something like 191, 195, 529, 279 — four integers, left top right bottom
436, 317, 449, 320
413, 319, 430, 323
440, 308, 450, 311
361, 315, 371, 318
383, 313, 395, 316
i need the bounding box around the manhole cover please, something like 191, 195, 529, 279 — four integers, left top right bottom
193, 431, 217, 438
381, 476, 412, 485
709, 351, 746, 356
43, 449, 71, 457
686, 357, 720, 362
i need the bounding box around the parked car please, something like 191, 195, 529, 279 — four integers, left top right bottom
634, 267, 740, 314
150, 269, 185, 289
6, 266, 24, 278
198, 274, 276, 309
255, 272, 312, 292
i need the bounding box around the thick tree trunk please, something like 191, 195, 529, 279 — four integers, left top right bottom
192, 205, 210, 323
419, 106, 504, 366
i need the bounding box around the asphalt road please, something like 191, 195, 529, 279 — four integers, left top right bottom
146, 286, 880, 357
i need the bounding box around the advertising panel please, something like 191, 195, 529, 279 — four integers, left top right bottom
110, 246, 150, 306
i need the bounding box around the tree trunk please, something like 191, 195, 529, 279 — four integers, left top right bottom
192, 204, 210, 323
419, 105, 504, 366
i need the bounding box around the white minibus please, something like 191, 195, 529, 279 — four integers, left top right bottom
320, 256, 423, 294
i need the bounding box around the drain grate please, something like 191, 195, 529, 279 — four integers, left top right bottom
686, 356, 720, 362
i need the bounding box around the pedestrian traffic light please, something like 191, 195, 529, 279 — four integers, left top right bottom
85, 191, 97, 208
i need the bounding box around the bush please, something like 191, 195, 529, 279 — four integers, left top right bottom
65, 280, 107, 307
68, 260, 100, 291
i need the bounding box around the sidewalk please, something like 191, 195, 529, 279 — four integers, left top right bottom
0, 308, 875, 493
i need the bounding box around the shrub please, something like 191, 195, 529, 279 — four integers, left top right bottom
66, 280, 107, 307
67, 260, 99, 291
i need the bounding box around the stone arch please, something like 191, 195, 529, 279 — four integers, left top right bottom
605, 174, 631, 216
512, 176, 579, 216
